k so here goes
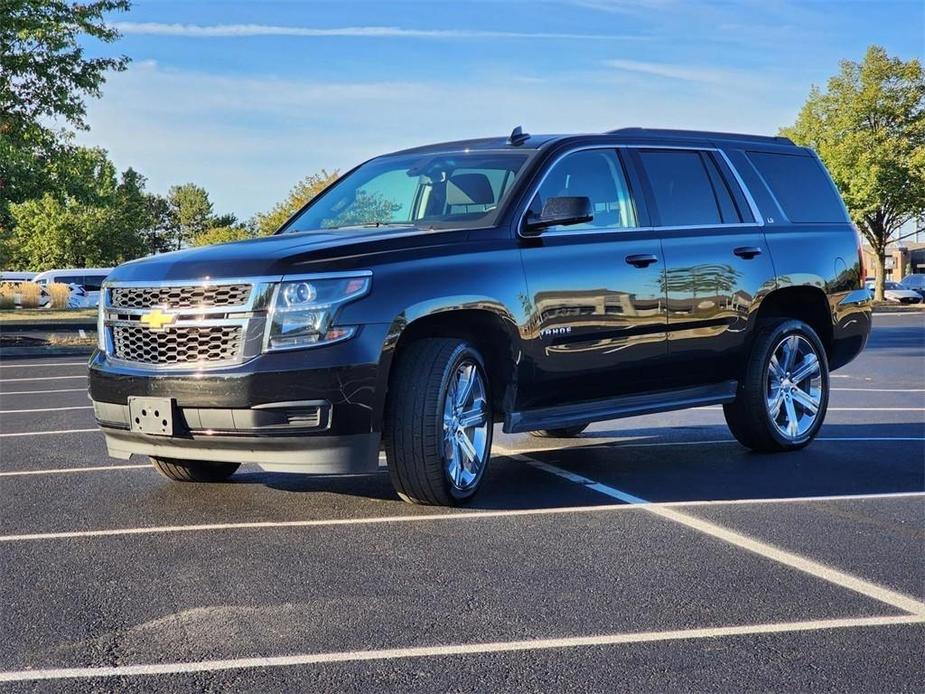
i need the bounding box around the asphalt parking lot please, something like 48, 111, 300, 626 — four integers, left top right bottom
0, 312, 922, 692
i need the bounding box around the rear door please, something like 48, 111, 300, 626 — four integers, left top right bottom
630, 147, 773, 384
517, 148, 668, 409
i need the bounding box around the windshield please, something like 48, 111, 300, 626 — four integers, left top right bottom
281, 151, 530, 234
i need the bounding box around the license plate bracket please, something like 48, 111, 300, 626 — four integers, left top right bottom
128, 396, 174, 436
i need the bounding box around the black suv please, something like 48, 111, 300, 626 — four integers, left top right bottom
89, 127, 872, 506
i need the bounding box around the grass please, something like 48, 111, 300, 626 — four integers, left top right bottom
0, 308, 97, 323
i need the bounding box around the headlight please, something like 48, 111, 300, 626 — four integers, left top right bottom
263, 274, 370, 352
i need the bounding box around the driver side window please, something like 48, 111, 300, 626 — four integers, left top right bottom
531, 149, 637, 231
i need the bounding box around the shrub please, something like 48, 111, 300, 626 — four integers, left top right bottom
46, 282, 71, 309
0, 282, 17, 308
18, 282, 42, 308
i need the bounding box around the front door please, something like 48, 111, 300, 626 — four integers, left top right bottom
518, 148, 668, 410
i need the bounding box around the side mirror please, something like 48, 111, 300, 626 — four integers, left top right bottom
524, 196, 593, 235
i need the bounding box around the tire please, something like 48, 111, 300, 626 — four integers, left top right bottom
384, 338, 493, 506
724, 319, 829, 452
529, 424, 589, 439
150, 457, 240, 482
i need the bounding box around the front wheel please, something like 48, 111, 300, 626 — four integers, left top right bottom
724, 319, 829, 452
150, 457, 240, 482
384, 339, 493, 506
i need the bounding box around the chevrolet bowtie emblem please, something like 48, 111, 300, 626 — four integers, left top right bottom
139, 308, 176, 331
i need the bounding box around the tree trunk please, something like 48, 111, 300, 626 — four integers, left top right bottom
873, 252, 886, 302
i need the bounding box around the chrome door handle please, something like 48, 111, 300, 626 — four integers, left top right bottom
625, 254, 659, 268
733, 246, 762, 259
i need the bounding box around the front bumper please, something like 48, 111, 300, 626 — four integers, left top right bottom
89, 323, 390, 473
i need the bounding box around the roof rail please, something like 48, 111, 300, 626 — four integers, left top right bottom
606, 127, 794, 146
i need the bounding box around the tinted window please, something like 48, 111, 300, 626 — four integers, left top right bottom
531, 149, 637, 231
747, 151, 846, 223
55, 275, 81, 285
638, 150, 722, 227
83, 275, 107, 291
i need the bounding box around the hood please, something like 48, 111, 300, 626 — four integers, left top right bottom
106, 226, 463, 283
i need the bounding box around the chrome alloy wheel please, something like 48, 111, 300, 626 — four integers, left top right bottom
442, 360, 490, 492
766, 334, 824, 441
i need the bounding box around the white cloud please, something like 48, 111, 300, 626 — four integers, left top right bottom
605, 58, 742, 85
113, 22, 642, 42
79, 62, 798, 220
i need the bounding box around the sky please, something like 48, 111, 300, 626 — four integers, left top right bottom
78, 0, 925, 222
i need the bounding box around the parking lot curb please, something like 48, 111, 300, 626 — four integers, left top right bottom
0, 321, 96, 332
0, 345, 94, 358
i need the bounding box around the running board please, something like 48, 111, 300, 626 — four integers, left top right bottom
505, 380, 738, 434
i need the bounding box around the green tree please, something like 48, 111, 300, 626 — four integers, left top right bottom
253, 170, 339, 236
0, 0, 130, 139
3, 148, 169, 269
191, 225, 257, 247
0, 0, 130, 244
167, 183, 213, 250
781, 46, 925, 301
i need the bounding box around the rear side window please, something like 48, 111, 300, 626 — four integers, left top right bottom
747, 151, 846, 223
638, 150, 726, 227
83, 275, 107, 291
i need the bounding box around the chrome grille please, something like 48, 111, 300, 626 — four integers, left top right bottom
112, 325, 243, 365
111, 284, 251, 309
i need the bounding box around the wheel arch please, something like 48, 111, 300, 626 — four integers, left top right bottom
371, 298, 522, 431
750, 285, 834, 358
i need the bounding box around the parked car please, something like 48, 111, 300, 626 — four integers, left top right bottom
32, 268, 113, 308
89, 127, 871, 506
882, 281, 922, 304
899, 273, 925, 299
0, 271, 37, 282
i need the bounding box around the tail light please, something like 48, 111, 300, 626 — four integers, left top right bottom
853, 223, 866, 289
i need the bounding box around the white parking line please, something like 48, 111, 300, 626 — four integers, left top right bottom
0, 428, 97, 438
694, 406, 925, 412
832, 388, 925, 392
514, 453, 925, 616
1, 491, 921, 542
0, 614, 920, 683
0, 375, 86, 383
0, 406, 92, 414
0, 362, 87, 369
0, 388, 88, 395
492, 436, 925, 456
0, 464, 149, 477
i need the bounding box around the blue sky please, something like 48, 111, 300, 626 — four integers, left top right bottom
79, 0, 924, 221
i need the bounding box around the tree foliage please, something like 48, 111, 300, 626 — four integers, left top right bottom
782, 46, 925, 300
0, 0, 130, 139
191, 225, 256, 247
6, 154, 152, 269
253, 170, 339, 236
166, 183, 213, 250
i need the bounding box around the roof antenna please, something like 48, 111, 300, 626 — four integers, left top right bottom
508, 125, 530, 146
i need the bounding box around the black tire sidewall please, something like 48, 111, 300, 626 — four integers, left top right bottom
436, 344, 493, 502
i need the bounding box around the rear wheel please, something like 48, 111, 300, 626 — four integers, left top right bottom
529, 424, 589, 438
150, 457, 240, 482
384, 338, 493, 506
724, 319, 829, 452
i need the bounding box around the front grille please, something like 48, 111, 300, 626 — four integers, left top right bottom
112, 325, 243, 365
111, 284, 251, 309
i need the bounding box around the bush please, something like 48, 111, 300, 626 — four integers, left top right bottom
46, 282, 71, 309
18, 282, 42, 308
0, 282, 17, 308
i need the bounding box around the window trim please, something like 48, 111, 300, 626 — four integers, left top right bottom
516, 144, 763, 239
